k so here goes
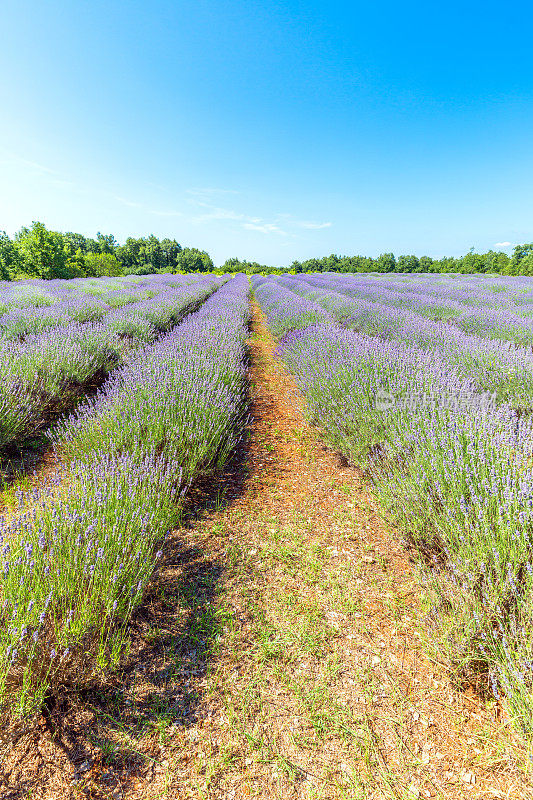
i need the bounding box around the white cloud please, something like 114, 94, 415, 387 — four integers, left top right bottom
190, 200, 270, 229
114, 196, 143, 209
114, 195, 183, 216
185, 196, 329, 237
296, 221, 332, 230
147, 209, 183, 217
271, 213, 332, 230
495, 241, 513, 247
0, 152, 56, 175
242, 222, 287, 235
186, 187, 240, 201
45, 178, 75, 190
192, 204, 246, 222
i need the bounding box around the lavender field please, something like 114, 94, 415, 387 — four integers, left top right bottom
254, 272, 533, 736
2, 269, 533, 748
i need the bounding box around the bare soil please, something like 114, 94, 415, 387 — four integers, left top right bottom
1, 303, 532, 799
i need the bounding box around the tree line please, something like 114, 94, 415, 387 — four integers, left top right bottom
218, 247, 533, 275
0, 222, 213, 280
286, 246, 533, 275
1, 222, 533, 279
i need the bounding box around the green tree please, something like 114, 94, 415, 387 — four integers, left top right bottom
63, 232, 90, 254
116, 236, 182, 273
435, 256, 460, 273
375, 253, 396, 273
139, 234, 162, 270
396, 255, 420, 273
418, 256, 435, 272
14, 221, 76, 278
0, 232, 19, 280
221, 257, 244, 272
301, 258, 322, 272
503, 251, 533, 276
339, 255, 375, 272
96, 232, 118, 255
322, 254, 342, 272
83, 251, 124, 277
511, 242, 533, 269
160, 237, 182, 270
116, 237, 143, 271
484, 250, 510, 273
174, 247, 213, 273
220, 257, 270, 274
67, 247, 88, 276
517, 254, 533, 275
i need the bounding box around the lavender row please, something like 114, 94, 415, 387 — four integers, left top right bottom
0, 272, 201, 310
263, 275, 533, 409
0, 275, 250, 719
257, 284, 533, 735
302, 271, 533, 312
336, 272, 533, 309
252, 278, 332, 336
0, 276, 223, 452
55, 276, 251, 487
292, 273, 533, 346
0, 273, 211, 339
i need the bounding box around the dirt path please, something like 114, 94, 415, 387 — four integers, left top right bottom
1, 303, 532, 799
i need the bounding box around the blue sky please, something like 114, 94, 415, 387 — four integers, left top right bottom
1, 0, 532, 266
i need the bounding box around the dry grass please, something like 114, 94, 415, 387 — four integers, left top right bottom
1, 303, 532, 799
